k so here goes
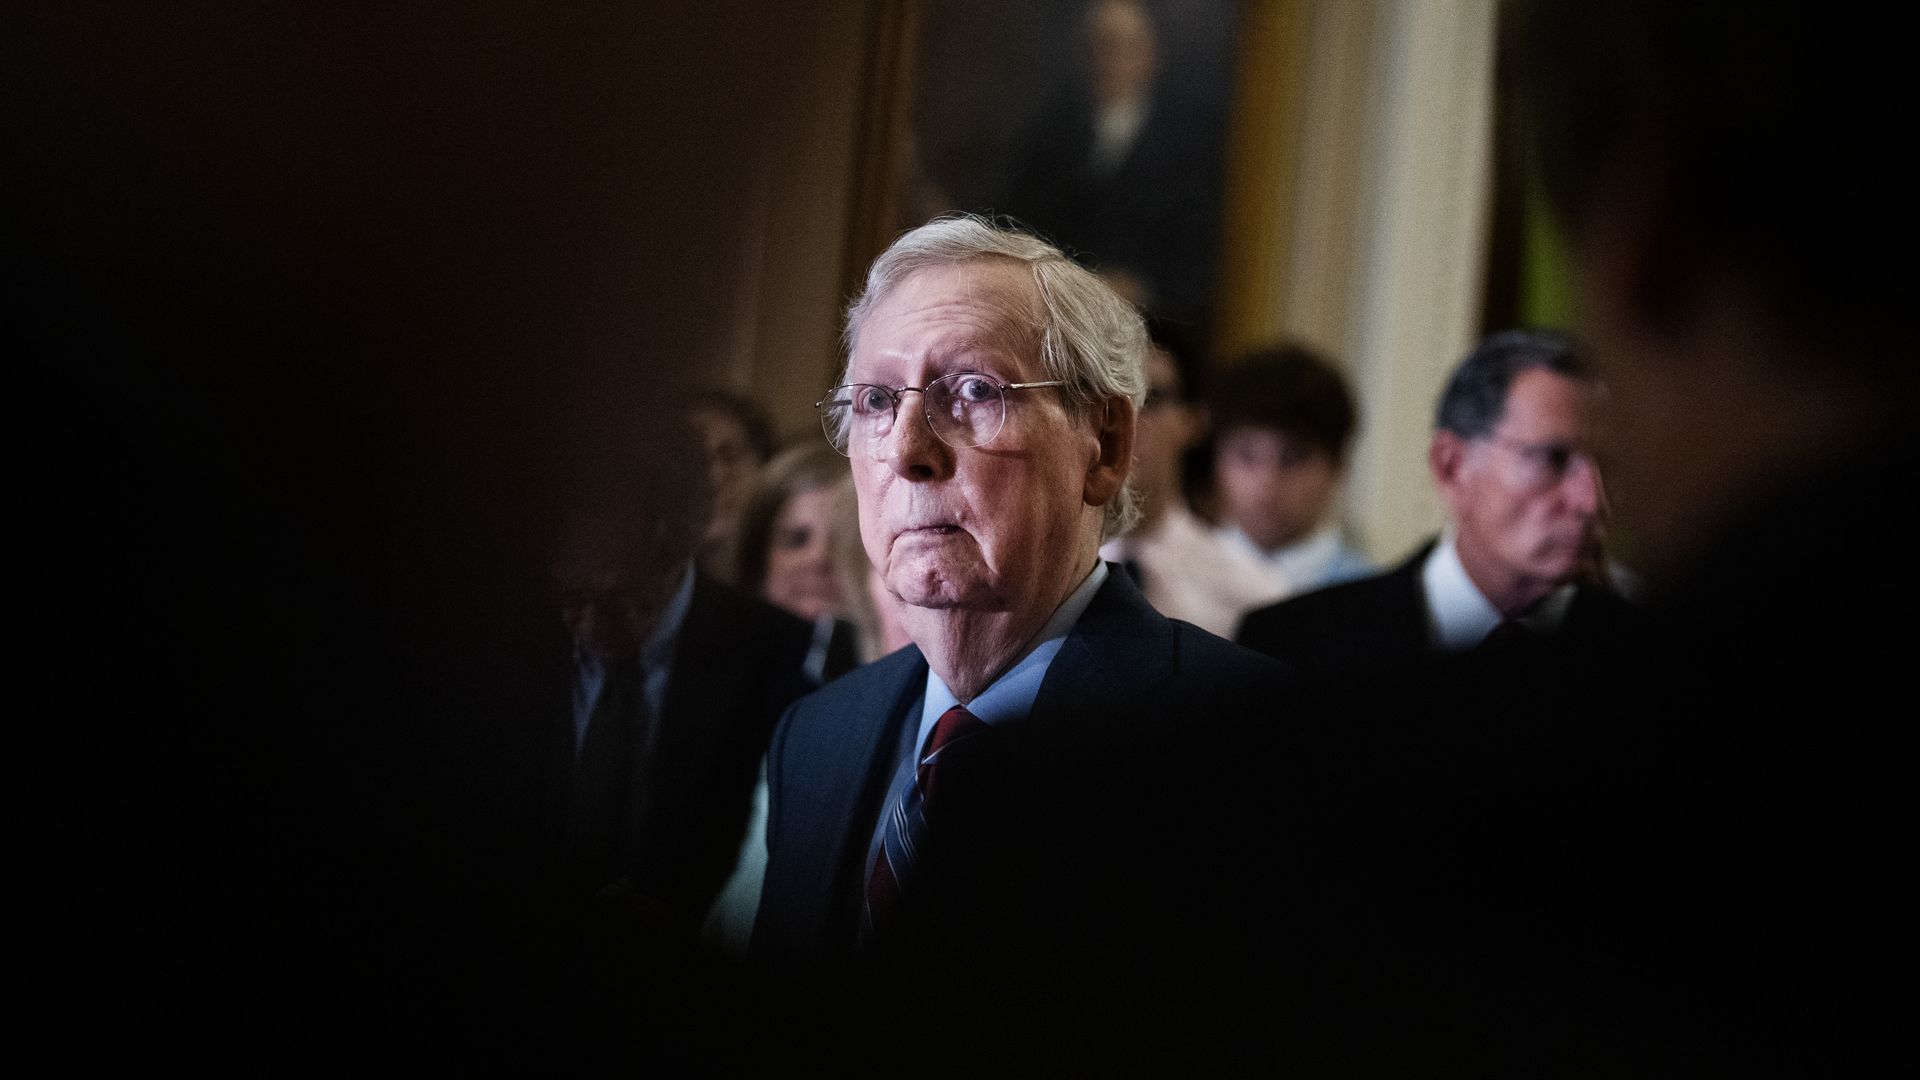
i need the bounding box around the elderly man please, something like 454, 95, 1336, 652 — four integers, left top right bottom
750, 217, 1285, 1059
1237, 329, 1634, 672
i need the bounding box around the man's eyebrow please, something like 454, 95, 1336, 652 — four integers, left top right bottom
924, 341, 1010, 370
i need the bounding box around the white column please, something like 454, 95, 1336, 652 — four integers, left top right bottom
1339, 0, 1498, 562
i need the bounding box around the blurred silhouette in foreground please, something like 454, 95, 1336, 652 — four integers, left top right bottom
1244, 2, 1916, 1070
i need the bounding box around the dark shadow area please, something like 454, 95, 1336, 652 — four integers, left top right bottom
5, 2, 806, 1068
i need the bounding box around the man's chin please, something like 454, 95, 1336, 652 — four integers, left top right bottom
1529, 553, 1586, 586
892, 583, 979, 611
887, 565, 997, 612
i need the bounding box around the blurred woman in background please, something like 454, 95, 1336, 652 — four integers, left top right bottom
734, 442, 858, 683
701, 443, 864, 953
829, 478, 912, 663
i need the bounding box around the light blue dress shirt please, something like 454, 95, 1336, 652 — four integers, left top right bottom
861, 560, 1110, 879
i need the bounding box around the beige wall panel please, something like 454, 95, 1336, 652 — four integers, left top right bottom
733, 1, 879, 446
1339, 0, 1496, 562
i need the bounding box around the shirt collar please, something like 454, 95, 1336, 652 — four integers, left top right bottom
642, 560, 697, 671
1422, 531, 1574, 649
572, 560, 697, 676
921, 560, 1108, 734
1268, 524, 1344, 589
569, 560, 697, 755
1215, 522, 1315, 592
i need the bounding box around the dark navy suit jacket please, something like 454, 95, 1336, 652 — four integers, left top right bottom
547, 573, 822, 930
748, 567, 1290, 1063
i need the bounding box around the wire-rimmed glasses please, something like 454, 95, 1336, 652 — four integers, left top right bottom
816, 372, 1068, 456
1481, 434, 1601, 493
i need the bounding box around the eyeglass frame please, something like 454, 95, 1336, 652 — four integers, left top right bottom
814, 372, 1070, 456
1476, 433, 1602, 491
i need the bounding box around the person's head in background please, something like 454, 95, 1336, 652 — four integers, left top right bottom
1208, 343, 1358, 555
1431, 329, 1604, 617
735, 442, 849, 624
1086, 0, 1160, 110
688, 389, 776, 582
828, 477, 912, 663
549, 411, 710, 660
1126, 341, 1199, 532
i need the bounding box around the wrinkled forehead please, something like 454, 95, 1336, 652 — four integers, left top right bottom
851, 259, 1044, 367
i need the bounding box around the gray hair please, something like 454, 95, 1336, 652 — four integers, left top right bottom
841, 214, 1148, 539
1435, 328, 1589, 440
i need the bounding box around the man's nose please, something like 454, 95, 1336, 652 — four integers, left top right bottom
878, 395, 953, 482
1563, 454, 1602, 516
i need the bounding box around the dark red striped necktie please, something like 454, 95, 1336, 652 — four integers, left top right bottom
864, 705, 990, 940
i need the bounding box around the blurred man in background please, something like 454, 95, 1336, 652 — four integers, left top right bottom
1238, 330, 1633, 672
1100, 341, 1288, 637
1208, 343, 1373, 601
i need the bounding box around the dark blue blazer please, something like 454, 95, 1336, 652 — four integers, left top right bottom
750, 566, 1290, 977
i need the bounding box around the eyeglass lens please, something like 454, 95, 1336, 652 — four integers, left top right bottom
819, 373, 1007, 455
1493, 437, 1594, 490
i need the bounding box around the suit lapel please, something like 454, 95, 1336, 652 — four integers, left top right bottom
652, 579, 745, 765
795, 647, 926, 945
1031, 567, 1179, 733
634, 578, 750, 841
1384, 543, 1436, 654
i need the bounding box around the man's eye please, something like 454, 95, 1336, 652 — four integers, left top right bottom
854, 387, 892, 414
953, 375, 997, 404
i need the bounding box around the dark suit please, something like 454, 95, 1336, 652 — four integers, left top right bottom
1233, 448, 1914, 1072
1235, 539, 1638, 675
750, 567, 1289, 1066
554, 573, 825, 930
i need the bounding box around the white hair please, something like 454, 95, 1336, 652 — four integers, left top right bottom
841, 214, 1148, 539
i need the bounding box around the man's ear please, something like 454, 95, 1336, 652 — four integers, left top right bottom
1084, 395, 1136, 508
1429, 430, 1468, 513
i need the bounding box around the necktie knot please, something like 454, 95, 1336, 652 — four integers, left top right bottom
1479, 618, 1538, 652
918, 705, 989, 807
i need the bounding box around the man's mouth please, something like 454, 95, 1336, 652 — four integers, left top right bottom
898, 523, 964, 540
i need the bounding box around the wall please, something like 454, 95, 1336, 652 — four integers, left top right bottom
1217, 0, 1499, 563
